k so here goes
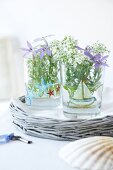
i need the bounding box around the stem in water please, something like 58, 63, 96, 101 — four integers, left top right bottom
82, 80, 84, 99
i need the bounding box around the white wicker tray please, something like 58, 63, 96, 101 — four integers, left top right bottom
9, 96, 113, 141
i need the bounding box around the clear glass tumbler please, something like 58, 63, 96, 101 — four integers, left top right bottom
61, 63, 105, 119
24, 54, 61, 109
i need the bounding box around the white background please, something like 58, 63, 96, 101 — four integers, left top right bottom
0, 0, 113, 96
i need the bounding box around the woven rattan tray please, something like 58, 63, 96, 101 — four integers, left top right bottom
9, 96, 113, 141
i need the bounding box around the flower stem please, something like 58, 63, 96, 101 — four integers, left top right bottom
82, 80, 84, 99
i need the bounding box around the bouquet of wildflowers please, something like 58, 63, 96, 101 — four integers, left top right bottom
21, 35, 60, 99
51, 36, 109, 101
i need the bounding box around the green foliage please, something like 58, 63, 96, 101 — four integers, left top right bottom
64, 61, 103, 97
27, 54, 59, 89
24, 36, 109, 99
51, 37, 109, 98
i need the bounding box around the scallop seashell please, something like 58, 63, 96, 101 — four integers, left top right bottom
59, 136, 113, 170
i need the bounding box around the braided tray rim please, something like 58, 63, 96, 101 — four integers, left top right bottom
9, 96, 113, 141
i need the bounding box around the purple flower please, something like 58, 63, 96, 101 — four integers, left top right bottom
21, 41, 37, 57
36, 45, 52, 59
84, 51, 98, 61
34, 35, 53, 59
85, 46, 92, 52
94, 55, 109, 69
76, 45, 92, 52
84, 51, 109, 69
75, 46, 85, 51
75, 45, 109, 69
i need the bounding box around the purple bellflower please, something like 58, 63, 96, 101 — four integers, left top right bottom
36, 45, 52, 59
75, 46, 109, 69
84, 51, 109, 69
21, 41, 37, 57
34, 35, 53, 59
75, 46, 85, 51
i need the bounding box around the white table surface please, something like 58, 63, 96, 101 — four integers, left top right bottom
0, 88, 113, 170
0, 102, 73, 170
